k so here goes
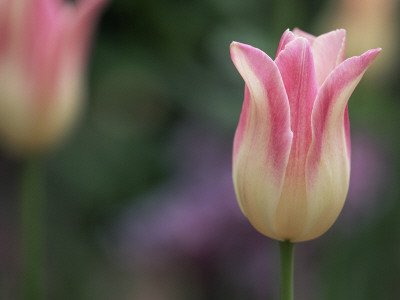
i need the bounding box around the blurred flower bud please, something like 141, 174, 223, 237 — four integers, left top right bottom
0, 0, 107, 154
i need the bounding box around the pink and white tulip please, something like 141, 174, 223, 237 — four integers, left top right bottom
0, 0, 107, 153
230, 29, 380, 242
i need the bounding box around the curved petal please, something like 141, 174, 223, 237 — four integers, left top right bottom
311, 29, 346, 85
230, 42, 292, 240
274, 38, 319, 240
297, 48, 381, 242
275, 29, 296, 58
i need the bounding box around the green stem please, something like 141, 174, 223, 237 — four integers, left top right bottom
279, 241, 294, 300
20, 158, 45, 300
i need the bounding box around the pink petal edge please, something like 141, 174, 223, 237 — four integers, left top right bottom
297, 48, 381, 241
308, 48, 381, 174
230, 41, 292, 239
230, 42, 292, 171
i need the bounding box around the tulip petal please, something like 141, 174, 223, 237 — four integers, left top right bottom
311, 29, 346, 85
21, 1, 72, 104
297, 48, 381, 242
230, 42, 292, 240
0, 1, 11, 57
275, 29, 296, 58
274, 38, 319, 240
69, 0, 108, 65
293, 28, 316, 44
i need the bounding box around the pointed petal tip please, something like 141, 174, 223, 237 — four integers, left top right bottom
282, 28, 293, 37
230, 41, 241, 57
360, 47, 382, 61
230, 41, 244, 60
369, 47, 382, 58
335, 28, 346, 40
230, 41, 246, 51
230, 41, 239, 49
368, 48, 382, 63
230, 42, 263, 63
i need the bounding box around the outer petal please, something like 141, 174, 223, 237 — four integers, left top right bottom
28, 0, 70, 99
274, 38, 318, 240
230, 42, 292, 240
68, 0, 108, 66
311, 29, 346, 86
297, 48, 381, 242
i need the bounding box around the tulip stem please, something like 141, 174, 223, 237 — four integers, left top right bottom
20, 157, 45, 300
279, 241, 294, 300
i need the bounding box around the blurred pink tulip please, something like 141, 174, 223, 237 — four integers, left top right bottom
0, 0, 107, 154
230, 29, 380, 242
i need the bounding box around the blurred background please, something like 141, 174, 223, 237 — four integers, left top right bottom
1, 0, 400, 299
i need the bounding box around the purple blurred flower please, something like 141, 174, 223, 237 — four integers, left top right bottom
112, 123, 276, 299
109, 124, 389, 299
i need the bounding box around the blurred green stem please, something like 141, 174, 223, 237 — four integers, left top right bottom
20, 157, 45, 300
280, 241, 294, 300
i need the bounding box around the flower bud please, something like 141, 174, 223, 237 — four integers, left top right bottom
0, 0, 107, 154
230, 29, 380, 242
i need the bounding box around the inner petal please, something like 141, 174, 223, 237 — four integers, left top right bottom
311, 29, 346, 85
274, 37, 318, 240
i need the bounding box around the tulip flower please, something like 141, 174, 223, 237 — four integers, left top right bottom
230, 29, 380, 242
0, 0, 107, 154
1, 1, 108, 298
